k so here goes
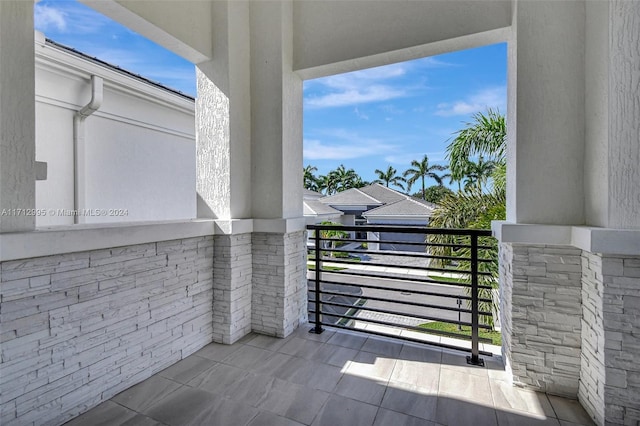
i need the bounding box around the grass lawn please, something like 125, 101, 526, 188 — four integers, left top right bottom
306, 263, 346, 272
428, 274, 469, 284
418, 321, 502, 346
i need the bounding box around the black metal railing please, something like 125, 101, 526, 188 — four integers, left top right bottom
307, 223, 497, 366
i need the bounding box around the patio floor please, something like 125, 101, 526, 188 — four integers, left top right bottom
64, 327, 595, 426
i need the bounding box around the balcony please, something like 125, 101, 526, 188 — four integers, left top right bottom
65, 327, 594, 426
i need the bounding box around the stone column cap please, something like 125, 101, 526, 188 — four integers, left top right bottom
493, 221, 640, 255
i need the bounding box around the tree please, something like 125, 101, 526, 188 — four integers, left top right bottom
446, 108, 506, 183
303, 165, 319, 192
415, 185, 454, 204
428, 109, 507, 329
316, 165, 366, 195
374, 165, 406, 191
351, 176, 370, 189
330, 164, 360, 193
318, 221, 348, 257
461, 156, 496, 192
317, 174, 337, 195
403, 155, 448, 200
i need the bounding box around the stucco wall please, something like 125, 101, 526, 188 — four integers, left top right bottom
34, 36, 196, 226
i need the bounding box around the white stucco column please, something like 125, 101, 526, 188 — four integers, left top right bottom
250, 0, 303, 221
0, 1, 36, 232
195, 1, 251, 220
585, 0, 640, 230
193, 1, 255, 344
248, 1, 307, 337
506, 0, 585, 225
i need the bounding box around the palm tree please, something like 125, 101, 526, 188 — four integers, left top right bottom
317, 174, 337, 195
428, 109, 507, 329
351, 176, 370, 188
374, 165, 406, 191
330, 164, 360, 192
462, 156, 496, 192
432, 109, 506, 230
446, 108, 505, 183
303, 165, 319, 191
403, 155, 448, 200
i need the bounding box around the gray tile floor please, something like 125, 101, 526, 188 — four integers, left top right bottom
65, 327, 596, 426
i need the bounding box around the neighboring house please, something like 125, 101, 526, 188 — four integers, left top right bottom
303, 188, 343, 226
318, 183, 435, 252
303, 188, 343, 249
363, 197, 435, 251
34, 31, 196, 226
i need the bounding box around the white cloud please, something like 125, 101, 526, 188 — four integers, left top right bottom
416, 57, 457, 68
306, 86, 405, 108
34, 5, 67, 32
304, 130, 397, 160
304, 63, 409, 109
435, 86, 506, 117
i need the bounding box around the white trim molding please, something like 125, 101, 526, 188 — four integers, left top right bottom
0, 219, 216, 261
492, 221, 640, 255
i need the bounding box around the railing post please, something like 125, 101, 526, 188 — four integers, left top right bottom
467, 232, 484, 366
310, 227, 324, 334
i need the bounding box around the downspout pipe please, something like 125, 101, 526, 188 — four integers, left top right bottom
73, 75, 103, 224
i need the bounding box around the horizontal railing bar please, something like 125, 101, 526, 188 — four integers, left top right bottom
313, 247, 460, 260
314, 257, 495, 273
312, 293, 493, 322
315, 250, 495, 265
309, 322, 494, 356
308, 224, 492, 236
308, 312, 494, 343
315, 237, 494, 251
310, 239, 493, 251
310, 278, 494, 303
311, 303, 474, 328
314, 289, 493, 316
315, 271, 471, 287
312, 270, 495, 289
324, 266, 494, 279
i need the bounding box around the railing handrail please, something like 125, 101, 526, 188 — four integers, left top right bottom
307, 223, 496, 365
307, 223, 493, 236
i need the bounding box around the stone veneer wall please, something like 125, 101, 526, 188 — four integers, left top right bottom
212, 233, 252, 344
252, 231, 307, 337
580, 252, 640, 425
0, 236, 214, 426
499, 243, 583, 396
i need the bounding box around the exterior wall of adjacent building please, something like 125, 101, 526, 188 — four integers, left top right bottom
34, 33, 196, 227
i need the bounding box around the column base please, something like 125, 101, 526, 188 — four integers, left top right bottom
499, 243, 583, 397
212, 233, 252, 344
252, 230, 307, 337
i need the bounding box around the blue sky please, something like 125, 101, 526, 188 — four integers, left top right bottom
35, 0, 506, 193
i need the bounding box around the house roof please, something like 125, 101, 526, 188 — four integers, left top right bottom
359, 183, 407, 204
362, 197, 436, 218
319, 188, 382, 207
44, 37, 194, 101
304, 200, 343, 216
303, 188, 323, 199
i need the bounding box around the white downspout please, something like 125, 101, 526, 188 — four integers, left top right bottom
73, 75, 103, 224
